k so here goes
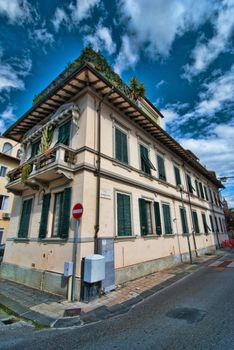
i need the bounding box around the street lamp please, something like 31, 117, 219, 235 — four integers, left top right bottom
177, 184, 193, 264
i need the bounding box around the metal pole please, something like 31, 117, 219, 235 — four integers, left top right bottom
72, 220, 79, 302
180, 189, 193, 264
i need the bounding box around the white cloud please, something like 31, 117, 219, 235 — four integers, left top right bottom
0, 105, 16, 133
30, 27, 54, 47
114, 35, 139, 74
0, 0, 32, 24
84, 25, 116, 55
183, 0, 234, 79
0, 54, 32, 93
156, 80, 167, 88
116, 0, 215, 72
52, 0, 101, 31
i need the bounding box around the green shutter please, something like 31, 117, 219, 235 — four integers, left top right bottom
115, 128, 128, 164
60, 187, 71, 239
157, 155, 166, 181
174, 166, 181, 186
204, 186, 208, 200
139, 198, 147, 236
192, 211, 200, 233
140, 145, 155, 174
186, 175, 193, 194
219, 217, 223, 232
202, 213, 208, 234
58, 121, 71, 146
162, 204, 172, 234
154, 202, 162, 235
209, 188, 213, 203
180, 208, 189, 234
210, 215, 215, 232
195, 180, 200, 198
31, 141, 40, 158
215, 216, 219, 232
18, 198, 33, 238
199, 183, 205, 199
117, 193, 131, 236
39, 193, 51, 239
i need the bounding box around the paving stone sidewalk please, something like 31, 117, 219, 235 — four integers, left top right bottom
0, 252, 225, 328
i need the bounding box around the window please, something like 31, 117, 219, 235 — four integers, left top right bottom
139, 198, 153, 235
199, 182, 205, 199
115, 128, 128, 164
117, 193, 132, 236
214, 192, 218, 206
139, 144, 155, 175
154, 202, 162, 235
202, 213, 210, 234
209, 188, 214, 203
0, 228, 4, 244
180, 207, 189, 234
0, 166, 7, 177
192, 211, 200, 234
0, 195, 9, 211
215, 216, 219, 232
57, 120, 71, 146
209, 215, 215, 232
186, 174, 194, 194
157, 155, 166, 181
31, 140, 40, 158
50, 188, 71, 239
2, 142, 12, 155
195, 180, 200, 198
162, 203, 172, 234
18, 198, 33, 238
218, 217, 223, 233
204, 186, 209, 201
174, 166, 181, 186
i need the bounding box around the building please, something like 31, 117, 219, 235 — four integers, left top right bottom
0, 49, 228, 297
0, 137, 20, 256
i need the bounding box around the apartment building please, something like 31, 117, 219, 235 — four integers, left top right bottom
0, 51, 227, 297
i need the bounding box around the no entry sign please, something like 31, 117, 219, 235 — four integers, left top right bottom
72, 203, 83, 220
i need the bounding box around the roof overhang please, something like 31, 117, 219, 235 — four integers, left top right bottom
3, 63, 224, 189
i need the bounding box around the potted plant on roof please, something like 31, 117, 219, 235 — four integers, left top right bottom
39, 125, 54, 158
130, 77, 146, 102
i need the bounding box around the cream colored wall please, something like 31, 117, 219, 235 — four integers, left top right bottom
0, 137, 20, 243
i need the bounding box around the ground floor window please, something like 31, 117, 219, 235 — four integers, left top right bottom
0, 228, 4, 244
192, 211, 200, 234
202, 213, 210, 234
209, 215, 215, 232
162, 203, 172, 234
18, 198, 33, 238
180, 207, 189, 234
0, 195, 9, 211
139, 198, 154, 235
52, 192, 63, 237
117, 193, 132, 236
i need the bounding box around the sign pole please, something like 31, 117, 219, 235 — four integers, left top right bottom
72, 219, 79, 302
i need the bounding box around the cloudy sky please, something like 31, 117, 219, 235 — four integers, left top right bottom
0, 0, 233, 205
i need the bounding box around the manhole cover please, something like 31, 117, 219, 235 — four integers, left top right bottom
166, 307, 206, 324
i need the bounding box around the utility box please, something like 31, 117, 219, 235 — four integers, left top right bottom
98, 238, 115, 292
64, 261, 73, 277
83, 254, 105, 283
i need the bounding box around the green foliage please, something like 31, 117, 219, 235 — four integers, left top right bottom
130, 77, 146, 101
21, 164, 32, 184
32, 47, 145, 105
39, 125, 54, 154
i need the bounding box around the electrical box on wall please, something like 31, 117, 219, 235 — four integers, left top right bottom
83, 254, 105, 283
64, 261, 73, 277
98, 238, 115, 292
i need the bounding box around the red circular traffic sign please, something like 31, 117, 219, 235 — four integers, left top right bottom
72, 203, 84, 220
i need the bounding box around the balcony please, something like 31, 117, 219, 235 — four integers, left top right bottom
7, 145, 77, 194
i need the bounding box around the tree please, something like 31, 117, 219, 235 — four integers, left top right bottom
130, 77, 146, 101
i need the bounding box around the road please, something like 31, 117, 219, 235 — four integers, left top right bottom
1, 253, 234, 350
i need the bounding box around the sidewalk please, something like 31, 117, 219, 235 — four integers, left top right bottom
0, 251, 225, 328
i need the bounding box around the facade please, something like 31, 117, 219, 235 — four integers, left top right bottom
0, 137, 20, 247
0, 58, 228, 297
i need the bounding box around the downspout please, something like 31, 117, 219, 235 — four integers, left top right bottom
211, 196, 220, 249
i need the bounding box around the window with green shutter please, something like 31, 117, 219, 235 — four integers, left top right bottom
195, 180, 200, 198
140, 144, 155, 175
162, 204, 172, 234
209, 188, 213, 203
157, 155, 166, 181
139, 198, 153, 235
115, 128, 128, 164
215, 216, 219, 232
192, 211, 200, 233
117, 193, 132, 236
202, 213, 210, 234
180, 207, 189, 234
209, 215, 215, 232
39, 193, 51, 239
204, 186, 208, 201
199, 182, 205, 199
51, 188, 71, 239
174, 166, 181, 186
18, 198, 33, 238
186, 174, 193, 194
31, 140, 40, 158
154, 202, 162, 235
58, 120, 71, 146
219, 217, 223, 232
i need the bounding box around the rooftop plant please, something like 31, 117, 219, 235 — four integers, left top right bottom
33, 47, 145, 105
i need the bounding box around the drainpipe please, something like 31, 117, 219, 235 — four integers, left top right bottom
211, 198, 220, 249
94, 89, 113, 254
179, 186, 193, 264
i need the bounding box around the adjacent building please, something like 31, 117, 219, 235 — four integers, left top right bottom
0, 50, 228, 297
0, 137, 20, 250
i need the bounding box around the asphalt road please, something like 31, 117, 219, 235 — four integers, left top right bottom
1, 253, 234, 350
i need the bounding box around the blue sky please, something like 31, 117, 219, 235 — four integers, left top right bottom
0, 0, 233, 205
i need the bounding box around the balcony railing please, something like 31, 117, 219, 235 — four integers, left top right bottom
8, 145, 77, 184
